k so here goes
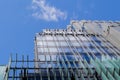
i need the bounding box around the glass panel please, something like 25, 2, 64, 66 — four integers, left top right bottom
79, 36, 88, 41
46, 55, 50, 61
51, 55, 56, 61
47, 63, 52, 68
38, 48, 49, 53
49, 48, 58, 52
38, 55, 45, 61
91, 36, 98, 41
47, 42, 55, 46
43, 41, 47, 46
66, 55, 76, 61
46, 35, 53, 40
36, 36, 42, 40
37, 41, 43, 46
90, 48, 99, 53
83, 41, 92, 47
71, 42, 80, 46
51, 63, 57, 68
64, 48, 71, 52
59, 41, 68, 46
103, 47, 112, 53
38, 48, 59, 53
77, 47, 84, 53
68, 35, 76, 41
56, 36, 64, 40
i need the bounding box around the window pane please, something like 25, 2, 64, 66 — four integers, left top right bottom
38, 55, 45, 61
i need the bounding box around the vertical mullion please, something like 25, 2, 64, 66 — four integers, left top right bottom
45, 56, 50, 80
12, 55, 17, 80
52, 34, 65, 80
62, 34, 77, 79
20, 55, 23, 80
50, 55, 56, 80
56, 35, 71, 80
64, 33, 78, 79
35, 36, 39, 69
26, 55, 29, 80
38, 60, 42, 80
66, 32, 83, 61
40, 34, 46, 80
75, 35, 92, 75
72, 35, 83, 61
15, 54, 17, 80
63, 35, 78, 61
66, 33, 82, 78
80, 68, 85, 80
44, 35, 51, 80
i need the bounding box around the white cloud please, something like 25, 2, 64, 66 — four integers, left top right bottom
32, 0, 67, 21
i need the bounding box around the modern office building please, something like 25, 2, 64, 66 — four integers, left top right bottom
1, 20, 120, 80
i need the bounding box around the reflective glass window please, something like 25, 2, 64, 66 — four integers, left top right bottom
59, 41, 68, 46
66, 55, 76, 60
38, 55, 45, 61
71, 42, 80, 46
38, 48, 49, 53
46, 55, 50, 61
49, 48, 58, 52
36, 36, 42, 40
46, 35, 53, 40
79, 36, 88, 41
51, 55, 56, 61
47, 42, 55, 46
68, 35, 76, 41
37, 41, 43, 46
56, 36, 64, 40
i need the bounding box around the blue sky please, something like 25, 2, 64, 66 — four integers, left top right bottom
0, 0, 120, 64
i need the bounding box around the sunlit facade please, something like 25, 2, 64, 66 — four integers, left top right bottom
34, 29, 120, 80
33, 20, 120, 80
1, 20, 120, 80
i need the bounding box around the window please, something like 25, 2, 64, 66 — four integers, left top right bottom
49, 48, 58, 52
56, 35, 64, 40
79, 36, 88, 41
38, 55, 45, 61
37, 41, 43, 46
38, 48, 49, 53
68, 35, 76, 41
46, 55, 50, 61
46, 35, 53, 40
66, 55, 76, 61
71, 41, 80, 46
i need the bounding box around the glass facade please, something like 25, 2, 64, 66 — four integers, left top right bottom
5, 20, 120, 80
35, 30, 119, 63
33, 29, 120, 80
